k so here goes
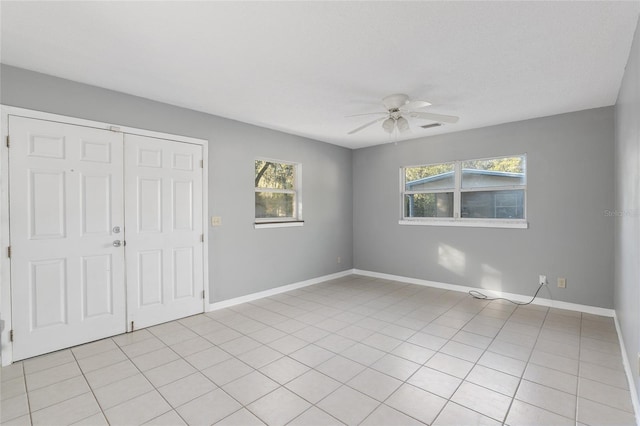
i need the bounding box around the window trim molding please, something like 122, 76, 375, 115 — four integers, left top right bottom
398, 218, 528, 229
254, 220, 305, 229
400, 154, 528, 228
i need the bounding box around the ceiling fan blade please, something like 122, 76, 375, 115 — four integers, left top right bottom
401, 100, 431, 110
347, 116, 387, 135
409, 111, 459, 124
344, 112, 387, 118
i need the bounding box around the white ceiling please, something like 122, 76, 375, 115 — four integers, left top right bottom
1, 1, 639, 149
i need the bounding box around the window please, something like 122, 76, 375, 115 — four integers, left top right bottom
255, 159, 302, 227
403, 163, 455, 218
401, 155, 527, 228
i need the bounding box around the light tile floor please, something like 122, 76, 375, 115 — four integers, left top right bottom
1, 275, 636, 425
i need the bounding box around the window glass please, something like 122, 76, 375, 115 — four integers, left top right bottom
461, 190, 525, 219
255, 160, 295, 190
255, 160, 299, 222
255, 192, 295, 219
401, 155, 526, 224
405, 163, 455, 191
404, 193, 454, 218
461, 156, 526, 189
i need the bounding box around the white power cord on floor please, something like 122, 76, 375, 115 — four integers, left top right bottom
468, 282, 546, 306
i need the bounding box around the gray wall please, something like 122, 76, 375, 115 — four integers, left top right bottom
353, 107, 615, 308
1, 64, 620, 310
615, 16, 640, 400
0, 65, 354, 302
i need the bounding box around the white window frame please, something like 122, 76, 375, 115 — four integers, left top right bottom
254, 158, 303, 229
399, 154, 528, 229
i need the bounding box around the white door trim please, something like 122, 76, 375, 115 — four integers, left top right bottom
0, 105, 210, 366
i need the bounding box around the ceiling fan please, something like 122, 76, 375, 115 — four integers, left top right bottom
347, 93, 459, 135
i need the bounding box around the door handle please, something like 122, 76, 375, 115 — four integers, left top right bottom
113, 240, 122, 247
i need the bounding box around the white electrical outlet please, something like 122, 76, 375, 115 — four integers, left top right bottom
211, 216, 222, 227
557, 277, 566, 288
337, 256, 342, 264
539, 275, 547, 286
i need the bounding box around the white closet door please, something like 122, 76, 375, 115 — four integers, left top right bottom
9, 116, 126, 360
124, 134, 204, 330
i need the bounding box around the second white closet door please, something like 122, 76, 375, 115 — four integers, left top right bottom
124, 134, 204, 330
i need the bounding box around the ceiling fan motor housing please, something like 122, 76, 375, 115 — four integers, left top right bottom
382, 93, 410, 110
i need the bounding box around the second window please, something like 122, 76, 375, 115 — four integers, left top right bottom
402, 154, 526, 223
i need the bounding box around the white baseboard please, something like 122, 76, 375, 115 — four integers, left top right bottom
209, 268, 615, 317
206, 268, 636, 422
355, 270, 639, 418
207, 269, 354, 311
614, 312, 640, 426
353, 269, 615, 317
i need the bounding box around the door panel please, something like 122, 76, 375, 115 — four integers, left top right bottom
138, 178, 162, 232
173, 247, 194, 299
29, 170, 66, 239
81, 254, 114, 318
28, 134, 65, 158
9, 116, 126, 361
139, 249, 163, 306
125, 134, 204, 330
30, 258, 67, 328
81, 174, 112, 235
173, 180, 193, 230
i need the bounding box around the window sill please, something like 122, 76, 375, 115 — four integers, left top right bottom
398, 219, 528, 229
254, 220, 304, 229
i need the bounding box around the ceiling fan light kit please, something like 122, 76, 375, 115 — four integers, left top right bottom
382, 117, 395, 133
396, 116, 410, 133
347, 93, 459, 136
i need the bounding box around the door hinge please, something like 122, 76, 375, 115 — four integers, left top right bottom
9, 330, 13, 342
201, 234, 204, 242
7, 246, 11, 258
130, 321, 134, 332
201, 159, 204, 168
202, 290, 205, 300
6, 135, 9, 148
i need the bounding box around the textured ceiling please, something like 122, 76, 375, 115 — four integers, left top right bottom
1, 1, 639, 148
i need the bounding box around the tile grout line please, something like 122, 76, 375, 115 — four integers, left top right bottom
420, 297, 525, 424
501, 305, 553, 424
120, 328, 225, 426
4, 277, 632, 426
143, 310, 352, 425
24, 362, 34, 426
288, 283, 563, 424
19, 356, 96, 423
4, 284, 536, 425
70, 344, 110, 425
212, 290, 393, 425
357, 292, 513, 425
94, 302, 625, 425
218, 281, 449, 425
89, 330, 203, 424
